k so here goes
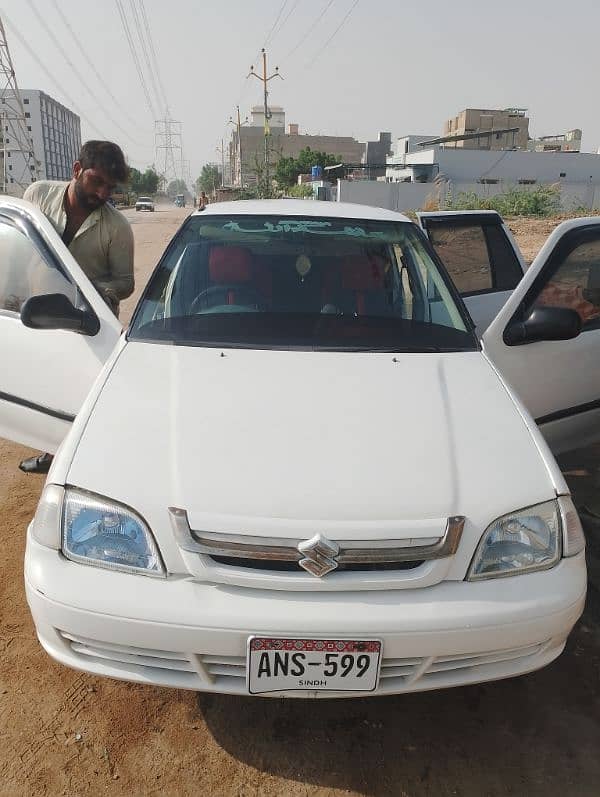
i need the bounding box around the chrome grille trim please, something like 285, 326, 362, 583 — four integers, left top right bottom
169, 508, 465, 566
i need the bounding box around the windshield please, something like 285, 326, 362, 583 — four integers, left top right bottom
129, 213, 477, 352
138, 197, 153, 202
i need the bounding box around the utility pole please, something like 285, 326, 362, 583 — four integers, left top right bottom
248, 49, 282, 193
216, 139, 226, 187
0, 16, 40, 195
228, 105, 249, 188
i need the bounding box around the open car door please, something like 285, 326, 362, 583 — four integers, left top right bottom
417, 211, 526, 335
483, 217, 600, 455
0, 197, 122, 453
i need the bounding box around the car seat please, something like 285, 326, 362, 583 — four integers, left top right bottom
339, 255, 390, 316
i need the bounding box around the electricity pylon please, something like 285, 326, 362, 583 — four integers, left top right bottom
0, 16, 40, 195
154, 109, 182, 193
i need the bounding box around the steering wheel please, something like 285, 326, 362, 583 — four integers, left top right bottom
189, 284, 263, 313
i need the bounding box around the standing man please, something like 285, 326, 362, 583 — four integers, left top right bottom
199, 190, 209, 210
19, 140, 135, 473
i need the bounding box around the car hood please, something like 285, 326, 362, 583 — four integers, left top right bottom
67, 343, 555, 547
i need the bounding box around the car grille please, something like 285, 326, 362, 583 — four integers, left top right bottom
209, 555, 424, 572
169, 507, 465, 581
58, 631, 552, 694
197, 641, 551, 691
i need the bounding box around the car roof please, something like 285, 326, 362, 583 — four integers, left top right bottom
193, 198, 411, 223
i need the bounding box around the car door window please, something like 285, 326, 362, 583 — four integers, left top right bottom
0, 219, 77, 315
532, 233, 600, 329
425, 218, 523, 296
427, 224, 493, 294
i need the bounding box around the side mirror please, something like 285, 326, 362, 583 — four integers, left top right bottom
504, 305, 582, 346
20, 293, 100, 336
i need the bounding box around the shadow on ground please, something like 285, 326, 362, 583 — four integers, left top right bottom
198, 596, 600, 797
197, 445, 600, 795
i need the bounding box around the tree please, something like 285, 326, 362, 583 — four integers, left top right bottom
274, 147, 339, 188
130, 167, 159, 195
167, 178, 189, 198
196, 164, 221, 194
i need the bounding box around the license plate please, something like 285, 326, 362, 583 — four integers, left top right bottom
247, 637, 382, 694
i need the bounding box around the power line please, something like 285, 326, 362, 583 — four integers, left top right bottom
115, 0, 157, 118
263, 0, 290, 48
3, 11, 108, 139
128, 0, 163, 114
26, 0, 140, 145
49, 0, 140, 131
138, 0, 169, 112
283, 0, 335, 61
269, 0, 301, 48
235, 4, 290, 117
305, 0, 360, 68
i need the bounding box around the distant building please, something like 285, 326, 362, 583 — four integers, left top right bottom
529, 129, 582, 153
1, 89, 81, 188
229, 107, 364, 187
393, 134, 438, 157
443, 108, 530, 150
362, 132, 392, 179
382, 145, 600, 209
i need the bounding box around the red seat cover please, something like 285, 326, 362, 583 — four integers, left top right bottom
208, 246, 253, 283
342, 255, 385, 315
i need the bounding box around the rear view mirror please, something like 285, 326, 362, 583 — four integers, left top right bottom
504, 306, 582, 346
20, 293, 100, 336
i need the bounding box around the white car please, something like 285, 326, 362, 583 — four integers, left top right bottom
135, 196, 154, 212
0, 197, 594, 698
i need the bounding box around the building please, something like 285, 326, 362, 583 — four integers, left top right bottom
443, 108, 530, 150
385, 146, 600, 186
229, 106, 364, 187
362, 132, 392, 179
1, 89, 81, 189
529, 129, 582, 153
393, 134, 438, 157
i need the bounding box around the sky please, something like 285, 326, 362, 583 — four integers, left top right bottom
3, 0, 600, 184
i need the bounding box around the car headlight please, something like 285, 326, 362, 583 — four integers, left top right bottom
62, 488, 165, 577
468, 500, 561, 580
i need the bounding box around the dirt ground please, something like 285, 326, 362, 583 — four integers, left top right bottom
1, 209, 599, 797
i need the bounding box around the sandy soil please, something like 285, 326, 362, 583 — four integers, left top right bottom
1, 209, 599, 797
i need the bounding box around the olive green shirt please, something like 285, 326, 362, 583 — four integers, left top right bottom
23, 180, 134, 306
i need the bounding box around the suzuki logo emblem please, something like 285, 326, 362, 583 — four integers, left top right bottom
297, 533, 339, 577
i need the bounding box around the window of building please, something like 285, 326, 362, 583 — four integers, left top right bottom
518, 179, 537, 185
27, 126, 31, 132
25, 112, 30, 118
560, 172, 566, 178
23, 98, 29, 104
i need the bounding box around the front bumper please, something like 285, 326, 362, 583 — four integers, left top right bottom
25, 533, 586, 697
